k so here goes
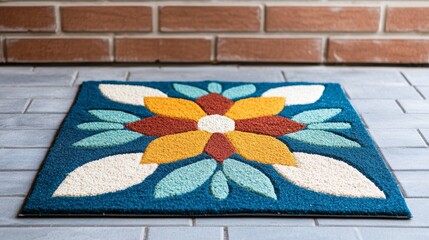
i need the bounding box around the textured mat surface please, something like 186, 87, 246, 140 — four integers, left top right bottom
21, 81, 411, 218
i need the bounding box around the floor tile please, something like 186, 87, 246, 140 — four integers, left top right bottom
402, 69, 429, 86
0, 87, 78, 99
0, 149, 47, 170
27, 99, 74, 113
381, 148, 429, 170
284, 68, 408, 86
345, 86, 421, 99
0, 227, 144, 240
351, 100, 403, 113
228, 227, 359, 240
148, 227, 223, 240
358, 227, 429, 240
0, 99, 29, 113
0, 171, 35, 196
129, 67, 284, 82
195, 218, 315, 226
362, 114, 429, 129
0, 130, 56, 147
369, 129, 426, 147
397, 100, 429, 113
75, 68, 128, 84
395, 171, 429, 197
0, 114, 65, 129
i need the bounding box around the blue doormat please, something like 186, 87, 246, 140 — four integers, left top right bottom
21, 81, 411, 218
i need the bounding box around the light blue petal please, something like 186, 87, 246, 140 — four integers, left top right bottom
154, 159, 217, 199
222, 159, 277, 200
222, 84, 257, 99
173, 83, 209, 99
210, 170, 229, 200
73, 130, 142, 148
89, 110, 140, 124
285, 130, 360, 148
307, 122, 351, 130
77, 122, 124, 131
291, 108, 342, 124
207, 82, 222, 93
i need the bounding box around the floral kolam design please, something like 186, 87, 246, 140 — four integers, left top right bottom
52, 82, 385, 200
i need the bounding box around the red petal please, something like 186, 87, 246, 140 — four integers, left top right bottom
204, 133, 235, 163
195, 93, 234, 115
125, 116, 197, 136
235, 116, 306, 136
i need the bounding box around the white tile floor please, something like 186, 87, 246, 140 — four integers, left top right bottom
0, 66, 428, 240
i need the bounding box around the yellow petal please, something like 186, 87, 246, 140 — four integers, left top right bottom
144, 97, 206, 121
226, 131, 296, 166
224, 97, 285, 120
141, 131, 212, 164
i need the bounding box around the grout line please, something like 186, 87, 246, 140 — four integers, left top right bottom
71, 71, 79, 86
395, 99, 406, 113
281, 70, 288, 82
313, 218, 319, 226
414, 87, 427, 100
417, 129, 429, 147
354, 227, 364, 240
399, 72, 413, 86
125, 71, 131, 81
191, 218, 196, 226
22, 98, 33, 113
143, 227, 149, 240
223, 227, 229, 240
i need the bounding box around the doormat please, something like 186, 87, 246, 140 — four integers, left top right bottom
21, 81, 411, 218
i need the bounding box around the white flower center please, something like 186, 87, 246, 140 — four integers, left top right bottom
197, 114, 235, 133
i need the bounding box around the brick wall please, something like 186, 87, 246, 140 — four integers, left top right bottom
1, 1, 429, 65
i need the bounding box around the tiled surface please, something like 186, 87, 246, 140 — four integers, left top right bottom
0, 66, 427, 240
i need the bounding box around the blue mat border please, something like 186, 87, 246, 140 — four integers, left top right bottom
20, 81, 411, 218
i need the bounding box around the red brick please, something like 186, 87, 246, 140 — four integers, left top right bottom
386, 8, 429, 32
61, 6, 152, 32
217, 38, 321, 63
328, 39, 429, 64
6, 38, 110, 63
115, 38, 212, 62
0, 6, 56, 32
159, 6, 260, 32
266, 6, 379, 32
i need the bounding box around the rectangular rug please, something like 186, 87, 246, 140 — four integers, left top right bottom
21, 81, 411, 218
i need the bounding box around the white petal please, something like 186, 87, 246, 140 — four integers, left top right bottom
99, 84, 167, 106
53, 153, 157, 197
262, 85, 324, 105
273, 152, 386, 199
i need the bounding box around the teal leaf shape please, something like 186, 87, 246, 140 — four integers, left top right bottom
285, 130, 361, 148
307, 122, 351, 130
89, 110, 140, 124
73, 130, 142, 148
207, 82, 222, 93
222, 84, 257, 99
292, 108, 342, 124
77, 122, 124, 131
154, 159, 217, 199
173, 83, 209, 99
210, 170, 229, 200
222, 159, 277, 200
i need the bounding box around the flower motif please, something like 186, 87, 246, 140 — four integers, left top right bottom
125, 93, 305, 166
53, 82, 386, 201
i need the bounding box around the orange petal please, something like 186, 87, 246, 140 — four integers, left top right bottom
144, 97, 206, 121
224, 97, 285, 120
141, 130, 212, 164
225, 131, 296, 166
